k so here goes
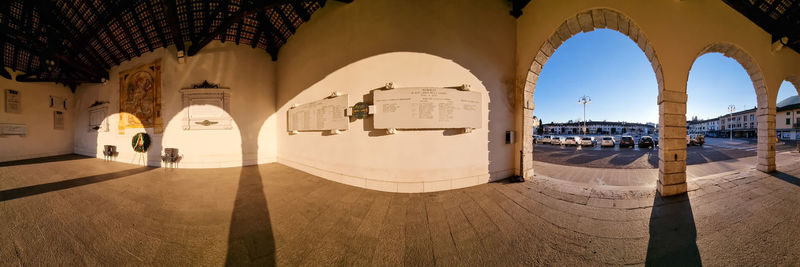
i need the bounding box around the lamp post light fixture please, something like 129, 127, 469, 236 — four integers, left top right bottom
728, 104, 736, 141
578, 95, 592, 137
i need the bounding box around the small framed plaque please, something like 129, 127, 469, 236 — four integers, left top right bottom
50, 95, 67, 110
5, 89, 21, 113
54, 111, 64, 130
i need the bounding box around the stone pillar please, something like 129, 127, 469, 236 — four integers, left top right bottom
522, 74, 537, 179
756, 105, 776, 172
657, 90, 688, 196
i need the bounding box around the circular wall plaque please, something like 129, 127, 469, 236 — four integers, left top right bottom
131, 132, 151, 153
352, 102, 369, 119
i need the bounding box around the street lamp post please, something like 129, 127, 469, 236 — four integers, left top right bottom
728, 104, 736, 141
578, 95, 592, 137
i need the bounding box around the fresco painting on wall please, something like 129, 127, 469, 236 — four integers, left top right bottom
119, 60, 163, 134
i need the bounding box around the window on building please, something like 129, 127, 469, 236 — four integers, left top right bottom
788, 112, 791, 116
787, 118, 791, 125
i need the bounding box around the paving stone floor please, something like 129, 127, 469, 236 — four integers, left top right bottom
1, 154, 800, 265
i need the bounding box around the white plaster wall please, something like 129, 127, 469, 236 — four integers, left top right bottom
73, 41, 277, 167
0, 75, 74, 162
275, 0, 517, 192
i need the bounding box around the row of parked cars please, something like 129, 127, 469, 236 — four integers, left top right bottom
534, 135, 659, 148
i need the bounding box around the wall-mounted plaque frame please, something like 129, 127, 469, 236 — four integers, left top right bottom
0, 123, 26, 135
88, 102, 109, 132
287, 94, 349, 132
53, 111, 64, 130
179, 87, 232, 130
5, 89, 20, 114
50, 95, 67, 110
373, 87, 481, 130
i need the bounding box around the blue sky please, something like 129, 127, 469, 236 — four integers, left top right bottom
534, 29, 798, 124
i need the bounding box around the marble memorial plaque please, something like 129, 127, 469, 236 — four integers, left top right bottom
288, 95, 349, 131
374, 87, 481, 129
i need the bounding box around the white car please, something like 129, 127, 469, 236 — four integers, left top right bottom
579, 136, 596, 146
600, 136, 615, 147
550, 136, 564, 145
563, 136, 579, 146
537, 135, 552, 144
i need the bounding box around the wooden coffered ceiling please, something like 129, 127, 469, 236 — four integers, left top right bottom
723, 0, 800, 53
0, 0, 348, 90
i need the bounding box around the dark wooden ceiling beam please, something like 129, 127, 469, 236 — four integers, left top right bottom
146, 0, 169, 48
509, 0, 531, 18
251, 12, 266, 48
291, 3, 311, 21
70, 0, 136, 64
163, 0, 186, 59
188, 0, 306, 56
33, 1, 111, 72
276, 5, 297, 35
0, 29, 101, 80
128, 6, 155, 53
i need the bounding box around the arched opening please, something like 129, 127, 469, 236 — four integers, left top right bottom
687, 43, 773, 173
775, 79, 800, 166
522, 8, 667, 191
685, 52, 758, 175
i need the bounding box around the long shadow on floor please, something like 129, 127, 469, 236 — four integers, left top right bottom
225, 165, 275, 266
0, 154, 90, 167
0, 166, 153, 202
645, 193, 702, 266
768, 171, 800, 186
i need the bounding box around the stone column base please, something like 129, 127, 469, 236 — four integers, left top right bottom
757, 163, 776, 173
657, 180, 687, 197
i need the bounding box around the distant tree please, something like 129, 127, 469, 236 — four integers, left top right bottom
567, 120, 573, 123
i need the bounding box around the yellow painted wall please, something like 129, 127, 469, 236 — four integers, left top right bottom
0, 76, 74, 161
73, 41, 278, 167
274, 0, 517, 192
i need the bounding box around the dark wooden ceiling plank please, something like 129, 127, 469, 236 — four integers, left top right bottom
291, 3, 311, 21
250, 12, 266, 48
33, 1, 111, 72
128, 5, 155, 53
69, 0, 131, 63
276, 5, 297, 34
145, 0, 169, 48
67, 0, 135, 64
0, 28, 101, 80
164, 0, 186, 57
188, 0, 308, 56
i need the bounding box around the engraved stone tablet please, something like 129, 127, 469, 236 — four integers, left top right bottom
288, 95, 349, 132
373, 87, 481, 129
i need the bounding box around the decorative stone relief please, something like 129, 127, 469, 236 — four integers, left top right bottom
179, 83, 232, 130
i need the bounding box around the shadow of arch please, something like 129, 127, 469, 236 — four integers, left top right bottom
690, 42, 771, 171
160, 88, 276, 265
521, 8, 666, 177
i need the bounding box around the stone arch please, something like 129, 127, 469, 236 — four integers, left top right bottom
786, 75, 800, 95
691, 42, 774, 172
520, 8, 665, 178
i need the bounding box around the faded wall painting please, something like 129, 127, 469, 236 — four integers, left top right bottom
119, 60, 162, 134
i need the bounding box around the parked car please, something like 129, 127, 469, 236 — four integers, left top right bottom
550, 136, 564, 145
537, 135, 552, 144
638, 136, 656, 148
619, 135, 635, 148
600, 136, 615, 147
563, 136, 579, 146
579, 136, 596, 146
687, 134, 705, 146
